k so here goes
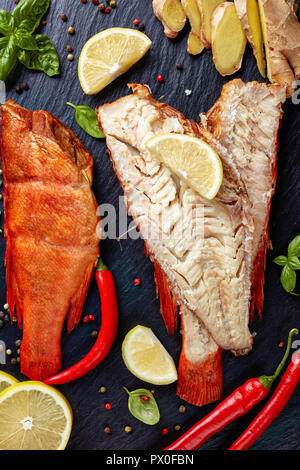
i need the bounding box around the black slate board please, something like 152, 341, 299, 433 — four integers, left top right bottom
0, 0, 300, 451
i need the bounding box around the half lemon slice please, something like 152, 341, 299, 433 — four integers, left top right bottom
78, 28, 152, 95
122, 325, 178, 385
145, 133, 223, 200
0, 381, 72, 450
0, 370, 18, 394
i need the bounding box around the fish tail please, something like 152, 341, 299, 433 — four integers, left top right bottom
176, 307, 223, 407
154, 261, 178, 334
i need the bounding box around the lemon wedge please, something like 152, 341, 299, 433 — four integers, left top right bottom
145, 133, 223, 200
0, 371, 18, 393
78, 28, 152, 95
0, 381, 72, 450
122, 325, 178, 385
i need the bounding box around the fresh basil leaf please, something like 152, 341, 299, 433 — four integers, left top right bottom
0, 36, 18, 81
273, 255, 288, 266
280, 265, 297, 294
124, 388, 160, 425
287, 256, 300, 271
0, 8, 14, 36
13, 0, 50, 34
67, 102, 105, 139
14, 29, 38, 50
288, 235, 300, 258
17, 34, 59, 76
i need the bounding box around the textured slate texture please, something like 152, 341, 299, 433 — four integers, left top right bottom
0, 0, 300, 451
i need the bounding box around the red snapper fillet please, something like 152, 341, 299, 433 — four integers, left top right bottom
0, 100, 100, 381
96, 81, 285, 407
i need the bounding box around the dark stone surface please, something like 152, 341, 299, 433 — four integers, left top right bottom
0, 0, 299, 451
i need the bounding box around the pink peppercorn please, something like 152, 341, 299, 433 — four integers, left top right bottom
162, 428, 169, 435
105, 402, 112, 410
134, 278, 141, 286
83, 315, 90, 324
105, 7, 111, 13
133, 19, 139, 26
88, 314, 96, 322
157, 74, 164, 83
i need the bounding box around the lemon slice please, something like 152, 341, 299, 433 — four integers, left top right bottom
78, 28, 152, 95
145, 133, 223, 200
0, 371, 18, 393
122, 326, 177, 385
0, 381, 72, 450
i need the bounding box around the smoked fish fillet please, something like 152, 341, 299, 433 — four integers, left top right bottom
204, 79, 286, 320
1, 100, 100, 381
97, 81, 285, 407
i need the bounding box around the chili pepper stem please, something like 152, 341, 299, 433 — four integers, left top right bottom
97, 257, 108, 271
258, 328, 298, 389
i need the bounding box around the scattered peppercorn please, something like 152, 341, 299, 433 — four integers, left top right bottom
68, 26, 75, 35
41, 19, 47, 25
176, 63, 183, 70
60, 14, 68, 22
105, 402, 112, 410
125, 426, 132, 433
98, 3, 106, 11
83, 315, 90, 324
179, 404, 186, 413
279, 342, 285, 348
0, 169, 2, 176
22, 82, 29, 91
15, 339, 22, 347
88, 314, 96, 322
91, 330, 98, 339
175, 424, 181, 431
11, 358, 17, 365
105, 7, 111, 13
0, 320, 3, 329
92, 0, 99, 4
17, 349, 20, 356
162, 428, 169, 435
99, 386, 107, 393
81, 0, 87, 2
67, 54, 74, 61
6, 349, 12, 356
0, 312, 4, 320
138, 23, 145, 31
157, 74, 164, 83
12, 315, 17, 323
0, 194, 3, 200
104, 426, 111, 434
66, 45, 73, 52
134, 278, 141, 286
17, 357, 20, 363
3, 304, 9, 310
109, 0, 116, 7
15, 86, 22, 94
14, 0, 20, 4
133, 19, 140, 26
143, 396, 150, 401
151, 390, 155, 394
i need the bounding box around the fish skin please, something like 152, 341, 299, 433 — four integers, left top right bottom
204, 79, 286, 319
96, 83, 254, 354
1, 99, 100, 381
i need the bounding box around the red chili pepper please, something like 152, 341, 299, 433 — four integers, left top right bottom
229, 347, 300, 450
164, 329, 298, 450
45, 258, 118, 385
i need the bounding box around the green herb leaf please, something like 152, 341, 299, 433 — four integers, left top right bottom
0, 8, 14, 36
273, 255, 288, 266
13, 0, 50, 34
288, 235, 300, 258
17, 34, 59, 76
67, 102, 105, 139
0, 36, 18, 81
287, 256, 300, 271
124, 388, 160, 425
14, 29, 38, 50
280, 265, 297, 294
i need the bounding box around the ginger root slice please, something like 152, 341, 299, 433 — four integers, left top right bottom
182, 0, 204, 55
258, 0, 300, 97
153, 0, 186, 39
197, 0, 224, 48
235, 0, 266, 77
211, 2, 247, 76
